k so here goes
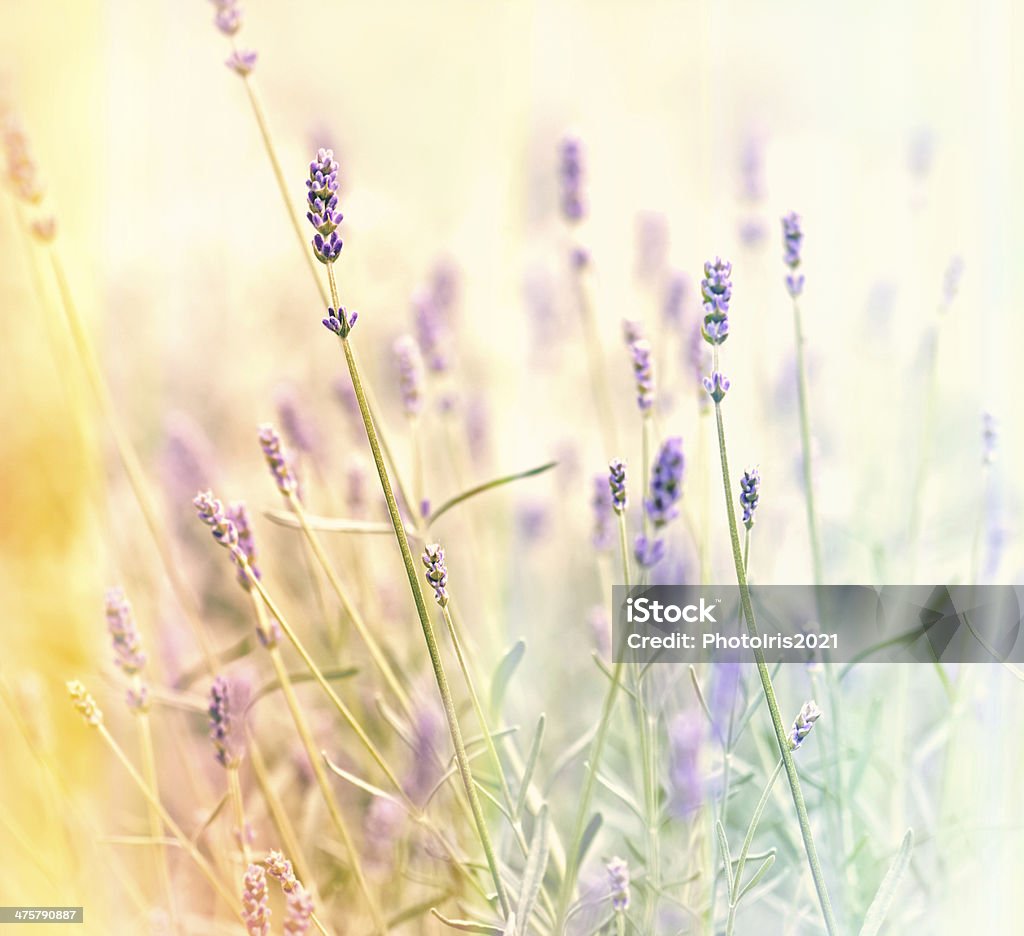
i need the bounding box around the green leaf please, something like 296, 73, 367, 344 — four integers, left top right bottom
490, 640, 526, 718
429, 909, 507, 934
514, 714, 546, 820
516, 805, 550, 931
576, 812, 603, 869
736, 853, 775, 902
858, 829, 914, 936
716, 821, 734, 901
322, 751, 401, 804
428, 461, 559, 526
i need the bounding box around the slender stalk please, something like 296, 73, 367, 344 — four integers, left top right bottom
336, 328, 511, 918
712, 398, 838, 936
96, 724, 244, 922
286, 491, 414, 716
227, 764, 251, 865
266, 642, 386, 933
47, 248, 217, 672
555, 510, 632, 929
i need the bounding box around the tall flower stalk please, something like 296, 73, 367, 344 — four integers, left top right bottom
704, 255, 838, 935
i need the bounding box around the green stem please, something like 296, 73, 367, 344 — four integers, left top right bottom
712, 400, 838, 936
338, 331, 511, 918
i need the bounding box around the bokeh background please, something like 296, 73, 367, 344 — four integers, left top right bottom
2, 0, 1022, 932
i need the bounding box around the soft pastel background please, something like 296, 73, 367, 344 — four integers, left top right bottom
1, 0, 1021, 932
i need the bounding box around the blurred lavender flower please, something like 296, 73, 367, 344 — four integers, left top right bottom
629, 339, 655, 412
210, 0, 242, 35
226, 49, 258, 76
258, 424, 299, 496
406, 701, 443, 803
634, 535, 666, 569
194, 490, 241, 554
422, 544, 449, 607
908, 127, 935, 180
609, 458, 627, 513
274, 384, 318, 457
466, 397, 492, 467
739, 467, 760, 528
982, 412, 998, 465
788, 700, 822, 750
67, 680, 103, 727
588, 605, 611, 659
1, 111, 45, 203
607, 857, 630, 912
364, 797, 405, 875
700, 257, 732, 345
266, 851, 313, 935
559, 136, 585, 223
635, 211, 669, 283
517, 502, 549, 542
703, 370, 730, 404
227, 501, 261, 591
738, 133, 767, 246
622, 319, 645, 345
106, 588, 146, 676
414, 263, 459, 373
160, 412, 218, 513
393, 336, 425, 417
667, 711, 703, 816
941, 255, 964, 306
781, 212, 805, 298
209, 675, 247, 768
662, 271, 689, 328
591, 474, 614, 551
708, 660, 741, 736
242, 863, 271, 936
645, 437, 685, 528
688, 324, 710, 411
306, 148, 343, 263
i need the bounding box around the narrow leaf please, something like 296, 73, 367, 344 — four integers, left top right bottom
322, 751, 400, 803
736, 853, 775, 902
576, 812, 603, 868
429, 909, 506, 934
716, 821, 734, 901
263, 508, 404, 535
859, 829, 914, 936
428, 461, 558, 526
514, 714, 546, 820
516, 805, 551, 930
491, 640, 526, 718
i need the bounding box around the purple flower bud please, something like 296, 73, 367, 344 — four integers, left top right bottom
214, 1, 242, 35
591, 474, 614, 551
645, 437, 685, 529
227, 501, 261, 590
701, 257, 732, 345
393, 335, 425, 417
607, 857, 630, 912
105, 587, 147, 676
312, 231, 343, 264
608, 459, 627, 513
322, 305, 357, 337
622, 319, 645, 345
242, 863, 270, 936
629, 339, 655, 412
739, 467, 760, 528
782, 212, 804, 297
225, 49, 258, 76
209, 674, 247, 768
306, 149, 343, 263
703, 370, 730, 404
668, 711, 703, 817
634, 534, 666, 568
194, 490, 240, 552
258, 424, 299, 496
558, 136, 586, 223
422, 543, 449, 607
788, 700, 821, 750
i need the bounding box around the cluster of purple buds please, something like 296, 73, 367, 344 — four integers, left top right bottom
634, 535, 665, 568
209, 1, 257, 74
608, 459, 627, 513
788, 700, 822, 750
739, 467, 760, 528
701, 257, 732, 345
258, 424, 299, 496
607, 856, 631, 912
209, 675, 244, 768
645, 437, 685, 528
242, 863, 271, 936
194, 490, 241, 555
703, 370, 730, 404
266, 851, 314, 935
322, 305, 357, 338
422, 543, 449, 607
306, 148, 343, 264
559, 136, 585, 223
393, 336, 425, 417
629, 339, 655, 412
105, 588, 149, 711
781, 212, 805, 298
591, 475, 614, 551
413, 262, 459, 374
622, 319, 645, 345
227, 501, 261, 591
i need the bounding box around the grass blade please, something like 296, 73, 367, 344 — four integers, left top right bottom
514, 714, 546, 821
858, 829, 914, 936
428, 461, 558, 526
516, 804, 551, 931
491, 640, 526, 718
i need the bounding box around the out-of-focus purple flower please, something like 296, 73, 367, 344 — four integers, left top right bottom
258, 424, 299, 496
591, 474, 613, 551
422, 544, 449, 607
559, 136, 586, 223
688, 324, 710, 411
209, 675, 247, 768
607, 857, 630, 912
212, 0, 242, 35
629, 339, 655, 412
622, 319, 645, 345
406, 701, 442, 803
274, 384, 318, 457
414, 263, 459, 373
161, 412, 218, 512
781, 212, 805, 298
393, 335, 425, 417
306, 148, 343, 263
645, 437, 685, 528
364, 798, 406, 875
739, 467, 760, 528
908, 127, 935, 180
517, 502, 549, 542
588, 605, 611, 659
667, 711, 703, 817
941, 255, 964, 306
635, 211, 669, 283
332, 376, 362, 433
703, 370, 730, 404
738, 133, 767, 246
708, 660, 741, 736
194, 490, 240, 553
242, 863, 270, 936
225, 49, 258, 76
1, 111, 45, 204
788, 700, 822, 750
662, 272, 689, 328
982, 412, 998, 465
465, 397, 491, 467
609, 459, 627, 513
106, 587, 146, 676
227, 501, 261, 590
634, 535, 666, 569
701, 257, 732, 345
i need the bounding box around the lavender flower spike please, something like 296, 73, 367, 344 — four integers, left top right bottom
609, 458, 627, 513
701, 257, 732, 345
558, 135, 585, 223
67, 680, 103, 727
607, 856, 631, 912
209, 675, 244, 768
739, 467, 760, 528
106, 587, 146, 675
645, 437, 685, 528
227, 502, 262, 590
393, 335, 425, 417
703, 370, 730, 404
266, 850, 314, 934
242, 863, 271, 936
226, 49, 258, 76
211, 0, 243, 36
322, 304, 357, 338
629, 339, 655, 412
788, 700, 822, 750
258, 424, 299, 496
591, 474, 613, 551
782, 212, 805, 298
422, 543, 449, 607
634, 535, 665, 569
194, 490, 241, 554
306, 148, 343, 264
